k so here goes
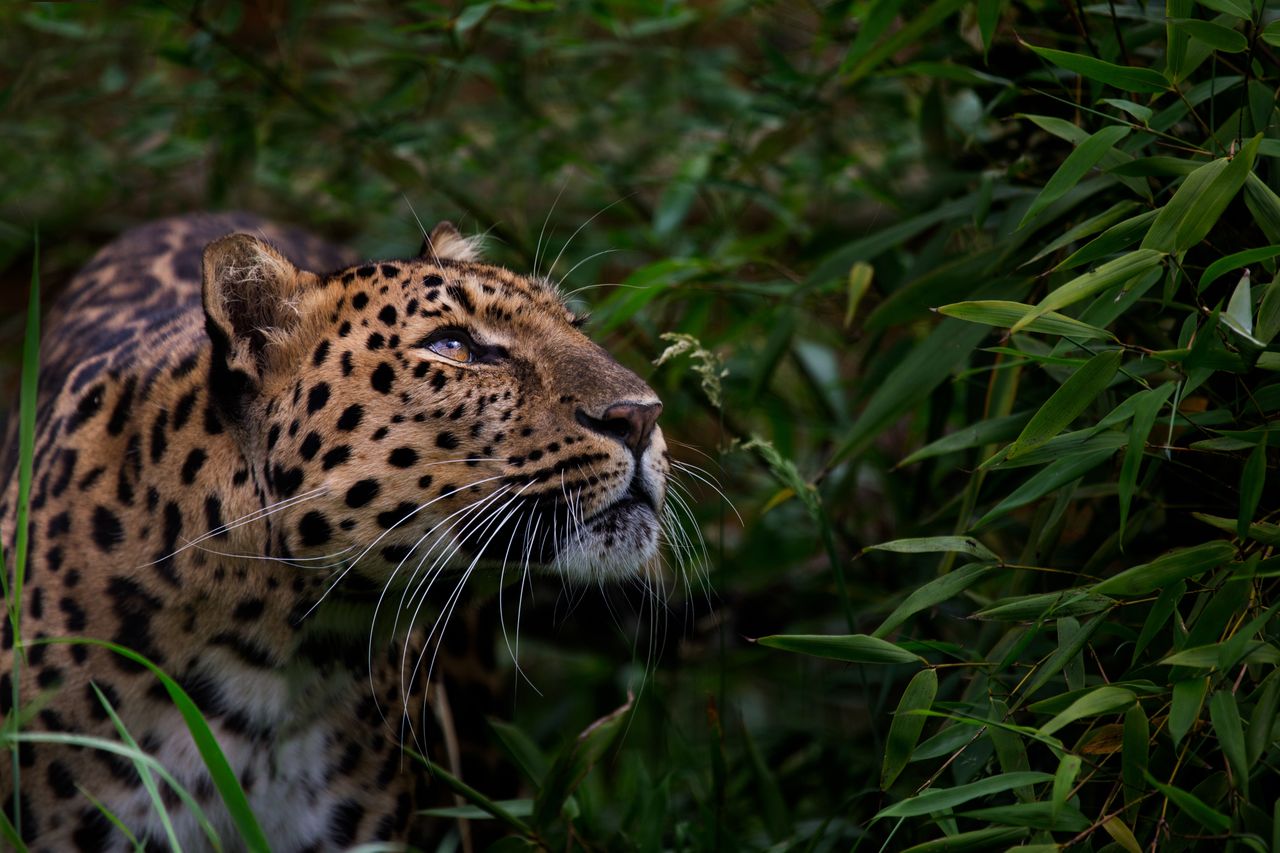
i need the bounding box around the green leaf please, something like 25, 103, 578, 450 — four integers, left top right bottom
1264, 19, 1280, 47
49, 638, 269, 850
414, 753, 534, 834
1006, 350, 1122, 459
1173, 18, 1248, 52
1160, 643, 1280, 668
874, 562, 1000, 638
1023, 613, 1109, 702
1194, 512, 1280, 544
423, 799, 534, 819
1040, 686, 1136, 736
1051, 753, 1082, 817
1245, 173, 1280, 243
91, 684, 195, 851
1169, 677, 1209, 747
533, 696, 633, 828
756, 633, 922, 665
487, 720, 549, 786
1026, 200, 1141, 265
874, 772, 1054, 819
972, 590, 1113, 621
882, 668, 938, 788
1239, 434, 1267, 537
1119, 384, 1175, 539
653, 149, 711, 237
866, 536, 999, 562
1017, 250, 1166, 331
937, 300, 1115, 340
1100, 98, 1153, 123
1142, 135, 1261, 253
1257, 279, 1280, 343
1197, 0, 1251, 18
972, 447, 1117, 529
842, 0, 968, 83
1209, 690, 1249, 790
1199, 245, 1280, 292
898, 411, 1032, 467
1093, 541, 1236, 595
1122, 704, 1149, 815
960, 801, 1089, 831
900, 827, 1031, 852
845, 261, 874, 327
832, 319, 989, 465
1134, 581, 1186, 663
1247, 670, 1280, 764
1145, 770, 1232, 833
1021, 125, 1131, 226
1057, 210, 1159, 270
1022, 42, 1170, 93
1103, 817, 1144, 853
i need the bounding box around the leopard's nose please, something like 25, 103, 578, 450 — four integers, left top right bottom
576, 401, 663, 454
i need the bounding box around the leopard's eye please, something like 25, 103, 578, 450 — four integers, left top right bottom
428, 337, 472, 363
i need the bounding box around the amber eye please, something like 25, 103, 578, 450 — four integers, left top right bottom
428, 337, 472, 363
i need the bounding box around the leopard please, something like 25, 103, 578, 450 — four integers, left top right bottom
0, 211, 670, 851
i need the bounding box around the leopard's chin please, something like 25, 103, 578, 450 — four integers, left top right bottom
549, 496, 662, 582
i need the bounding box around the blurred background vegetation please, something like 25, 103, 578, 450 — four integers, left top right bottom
7, 0, 1280, 850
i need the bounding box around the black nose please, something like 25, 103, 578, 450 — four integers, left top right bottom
577, 402, 662, 454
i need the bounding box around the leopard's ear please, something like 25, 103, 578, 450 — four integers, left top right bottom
418, 221, 483, 263
202, 233, 313, 405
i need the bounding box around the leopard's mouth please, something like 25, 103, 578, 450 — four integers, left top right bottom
586, 476, 657, 523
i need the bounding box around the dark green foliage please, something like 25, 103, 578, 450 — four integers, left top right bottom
6, 0, 1280, 850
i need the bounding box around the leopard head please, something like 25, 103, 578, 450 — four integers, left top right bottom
201, 222, 668, 587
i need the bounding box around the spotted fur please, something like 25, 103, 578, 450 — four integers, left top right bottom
0, 213, 669, 850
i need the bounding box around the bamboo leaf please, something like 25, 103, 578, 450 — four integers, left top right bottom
846, 261, 874, 327
1022, 42, 1170, 93
1239, 434, 1267, 538
1103, 816, 1144, 853
1209, 690, 1249, 790
1058, 210, 1159, 270
1247, 670, 1280, 764
1093, 541, 1236, 596
874, 772, 1054, 819
1021, 126, 1132, 226
1119, 384, 1175, 539
1145, 770, 1232, 833
1198, 0, 1251, 18
899, 827, 1031, 852
1016, 250, 1166, 332
1199, 245, 1280, 291
937, 300, 1115, 340
1142, 135, 1260, 253
1051, 753, 1081, 818
874, 563, 1000, 638
972, 447, 1117, 529
1257, 278, 1280, 343
1006, 350, 1122, 458
1160, 643, 1280, 668
959, 801, 1089, 831
1122, 704, 1149, 815
1169, 677, 1209, 747
882, 668, 938, 788
898, 411, 1032, 467
1040, 686, 1136, 736
832, 319, 989, 465
972, 590, 1113, 621
1173, 18, 1248, 52
866, 536, 1000, 562
756, 633, 923, 665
